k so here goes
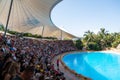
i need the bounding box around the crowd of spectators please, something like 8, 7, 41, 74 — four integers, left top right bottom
0, 33, 77, 80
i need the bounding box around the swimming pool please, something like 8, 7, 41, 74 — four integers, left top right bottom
62, 51, 120, 80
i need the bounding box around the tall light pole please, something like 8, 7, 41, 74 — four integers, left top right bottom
41, 24, 44, 38
61, 29, 62, 40
60, 26, 64, 40
4, 0, 14, 37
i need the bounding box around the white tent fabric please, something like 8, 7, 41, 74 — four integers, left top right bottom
0, 0, 76, 39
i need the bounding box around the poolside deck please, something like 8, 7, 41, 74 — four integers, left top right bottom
52, 53, 91, 80
52, 49, 120, 80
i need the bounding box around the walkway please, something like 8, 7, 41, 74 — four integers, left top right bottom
52, 53, 91, 80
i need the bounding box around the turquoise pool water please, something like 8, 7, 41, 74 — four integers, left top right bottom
62, 51, 120, 80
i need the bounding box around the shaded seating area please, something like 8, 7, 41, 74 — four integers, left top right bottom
0, 33, 77, 80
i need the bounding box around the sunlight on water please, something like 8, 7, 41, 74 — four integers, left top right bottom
73, 58, 77, 66
62, 51, 120, 80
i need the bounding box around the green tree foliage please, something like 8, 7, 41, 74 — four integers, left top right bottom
0, 24, 4, 31
112, 41, 120, 48
83, 28, 120, 50
0, 27, 56, 39
112, 35, 120, 48
87, 42, 101, 50
75, 39, 83, 50
43, 37, 57, 40
83, 30, 94, 42
7, 30, 17, 34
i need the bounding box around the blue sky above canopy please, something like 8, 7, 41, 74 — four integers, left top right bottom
51, 0, 120, 37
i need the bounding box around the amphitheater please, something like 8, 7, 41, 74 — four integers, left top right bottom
0, 0, 88, 80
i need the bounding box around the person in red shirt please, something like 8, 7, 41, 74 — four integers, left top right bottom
57, 58, 59, 69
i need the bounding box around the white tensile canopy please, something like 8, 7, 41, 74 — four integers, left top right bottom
0, 0, 76, 39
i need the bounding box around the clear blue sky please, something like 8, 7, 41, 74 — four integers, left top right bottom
51, 0, 120, 37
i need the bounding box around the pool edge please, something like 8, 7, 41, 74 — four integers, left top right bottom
60, 51, 91, 80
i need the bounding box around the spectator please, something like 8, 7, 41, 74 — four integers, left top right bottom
13, 66, 35, 80
0, 33, 77, 80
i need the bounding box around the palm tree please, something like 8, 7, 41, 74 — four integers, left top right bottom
83, 30, 95, 48
84, 30, 94, 42
97, 28, 109, 49
98, 28, 108, 38
82, 28, 120, 50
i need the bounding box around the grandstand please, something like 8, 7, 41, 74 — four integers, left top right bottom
0, 0, 83, 80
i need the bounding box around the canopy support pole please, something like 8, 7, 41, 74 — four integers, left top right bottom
42, 25, 44, 38
4, 0, 13, 37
